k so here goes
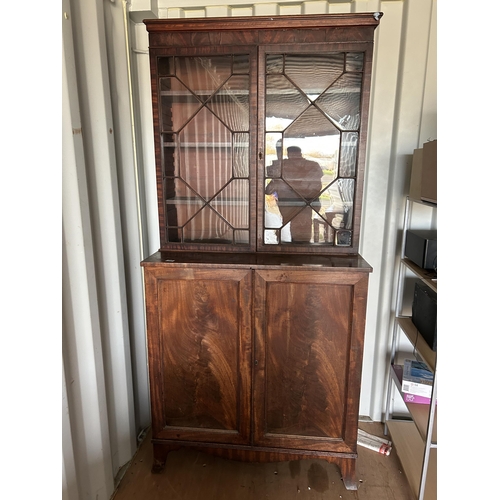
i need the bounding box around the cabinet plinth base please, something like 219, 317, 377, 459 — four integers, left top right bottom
151, 440, 359, 490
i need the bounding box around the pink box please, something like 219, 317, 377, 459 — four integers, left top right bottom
393, 364, 436, 405
403, 392, 434, 405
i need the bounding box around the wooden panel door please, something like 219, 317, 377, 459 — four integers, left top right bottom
144, 266, 253, 445
253, 269, 369, 453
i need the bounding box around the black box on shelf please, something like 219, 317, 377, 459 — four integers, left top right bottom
405, 229, 437, 271
412, 282, 437, 351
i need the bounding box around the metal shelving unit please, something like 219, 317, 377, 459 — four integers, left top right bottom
384, 196, 437, 500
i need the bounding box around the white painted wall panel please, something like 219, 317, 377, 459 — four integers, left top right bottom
63, 3, 113, 499
103, 0, 152, 437
358, 0, 406, 419
62, 0, 138, 498
62, 1, 436, 497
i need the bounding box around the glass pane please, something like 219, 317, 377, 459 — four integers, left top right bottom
160, 78, 202, 132
162, 133, 178, 176
183, 207, 233, 243
176, 56, 233, 102
345, 52, 364, 72
206, 75, 250, 132
233, 54, 250, 74
234, 230, 249, 244
178, 107, 232, 198
316, 73, 362, 130
283, 107, 339, 147
264, 144, 323, 243
339, 132, 358, 177
266, 75, 309, 128
265, 133, 283, 179
285, 53, 344, 101
266, 54, 284, 74
158, 57, 174, 76
160, 54, 251, 246
165, 179, 204, 227
310, 179, 352, 244
233, 133, 250, 177
337, 178, 354, 229
263, 52, 364, 248
210, 179, 249, 229
265, 192, 286, 244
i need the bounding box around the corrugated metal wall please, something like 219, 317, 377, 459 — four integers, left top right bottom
62, 1, 436, 498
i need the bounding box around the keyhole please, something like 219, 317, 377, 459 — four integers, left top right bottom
258, 151, 263, 160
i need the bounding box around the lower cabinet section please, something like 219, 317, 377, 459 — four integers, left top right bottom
142, 252, 371, 490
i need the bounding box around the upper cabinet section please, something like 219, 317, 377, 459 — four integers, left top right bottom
145, 13, 382, 254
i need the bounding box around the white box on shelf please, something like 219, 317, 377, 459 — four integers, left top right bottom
402, 359, 433, 398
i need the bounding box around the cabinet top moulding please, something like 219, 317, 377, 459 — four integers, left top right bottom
142, 250, 373, 273
143, 13, 384, 33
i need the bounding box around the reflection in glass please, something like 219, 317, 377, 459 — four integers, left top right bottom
285, 53, 344, 101
163, 134, 178, 176
285, 107, 339, 147
266, 75, 309, 127
165, 179, 204, 227
264, 52, 364, 247
176, 56, 233, 102
159, 55, 250, 245
345, 52, 364, 72
183, 207, 233, 243
265, 145, 322, 243
316, 73, 362, 130
210, 179, 249, 229
339, 132, 358, 177
178, 107, 232, 198
233, 133, 250, 177
160, 78, 202, 132
266, 54, 284, 74
234, 230, 249, 244
207, 75, 250, 132
338, 178, 354, 229
158, 56, 174, 76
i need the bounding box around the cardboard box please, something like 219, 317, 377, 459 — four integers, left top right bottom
393, 365, 436, 405
421, 140, 437, 203
409, 147, 423, 200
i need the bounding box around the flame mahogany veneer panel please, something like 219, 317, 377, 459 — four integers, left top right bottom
145, 267, 253, 445
253, 268, 369, 454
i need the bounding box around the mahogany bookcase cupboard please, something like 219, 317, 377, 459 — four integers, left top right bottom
141, 13, 382, 490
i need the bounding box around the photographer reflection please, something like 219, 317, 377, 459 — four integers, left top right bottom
266, 145, 323, 242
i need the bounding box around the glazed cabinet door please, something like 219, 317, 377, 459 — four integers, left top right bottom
259, 47, 373, 253
144, 266, 253, 445
253, 269, 369, 453
149, 49, 258, 252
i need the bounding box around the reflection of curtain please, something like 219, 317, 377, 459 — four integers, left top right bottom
203, 60, 249, 243
339, 132, 358, 177
174, 56, 249, 244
